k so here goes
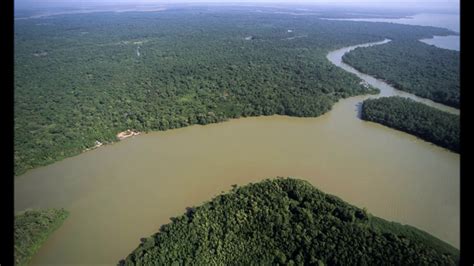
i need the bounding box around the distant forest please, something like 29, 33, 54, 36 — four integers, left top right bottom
361, 97, 459, 152
14, 7, 454, 175
122, 178, 459, 265
343, 40, 459, 108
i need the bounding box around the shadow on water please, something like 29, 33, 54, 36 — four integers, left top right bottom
355, 101, 363, 119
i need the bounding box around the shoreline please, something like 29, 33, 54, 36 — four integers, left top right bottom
117, 129, 141, 140
82, 130, 141, 153
16, 39, 458, 177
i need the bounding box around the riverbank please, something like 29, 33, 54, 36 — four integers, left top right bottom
82, 130, 141, 153
117, 130, 141, 140
361, 97, 459, 153
419, 35, 460, 51
15, 9, 456, 177
14, 209, 69, 266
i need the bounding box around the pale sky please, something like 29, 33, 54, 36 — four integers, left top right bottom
14, 0, 460, 12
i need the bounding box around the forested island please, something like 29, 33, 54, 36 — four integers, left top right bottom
343, 40, 459, 108
121, 178, 459, 265
361, 97, 459, 152
14, 8, 455, 176
14, 208, 69, 266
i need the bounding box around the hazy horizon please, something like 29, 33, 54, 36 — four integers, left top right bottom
14, 0, 460, 13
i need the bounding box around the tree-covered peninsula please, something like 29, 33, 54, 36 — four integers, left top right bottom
121, 178, 459, 265
343, 40, 459, 108
361, 96, 459, 153
14, 208, 69, 266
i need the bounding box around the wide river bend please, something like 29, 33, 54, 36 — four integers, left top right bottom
15, 40, 460, 265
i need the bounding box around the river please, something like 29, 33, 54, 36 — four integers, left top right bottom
330, 39, 459, 115
323, 13, 460, 51
419, 35, 460, 51
15, 41, 459, 264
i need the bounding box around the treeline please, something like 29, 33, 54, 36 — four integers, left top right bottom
343, 40, 460, 108
361, 97, 459, 152
14, 208, 69, 266
14, 8, 453, 175
121, 178, 459, 265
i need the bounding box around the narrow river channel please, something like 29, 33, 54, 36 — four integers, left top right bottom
15, 41, 460, 265
327, 39, 459, 115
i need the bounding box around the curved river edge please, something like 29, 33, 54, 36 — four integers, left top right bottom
419, 35, 460, 51
327, 39, 459, 115
15, 40, 459, 264
73, 39, 458, 159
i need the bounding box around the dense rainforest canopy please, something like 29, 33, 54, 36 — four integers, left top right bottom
14, 7, 455, 175
14, 208, 69, 266
343, 40, 459, 108
361, 96, 459, 153
122, 178, 459, 265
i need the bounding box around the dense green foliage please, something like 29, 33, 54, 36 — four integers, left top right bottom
122, 178, 459, 265
343, 40, 460, 107
361, 96, 459, 152
14, 208, 69, 266
14, 7, 453, 175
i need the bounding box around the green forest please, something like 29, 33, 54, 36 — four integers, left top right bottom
14, 8, 455, 175
14, 208, 69, 266
121, 178, 459, 265
361, 96, 459, 152
343, 40, 459, 108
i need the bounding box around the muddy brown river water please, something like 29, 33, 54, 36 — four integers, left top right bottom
15, 40, 459, 265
